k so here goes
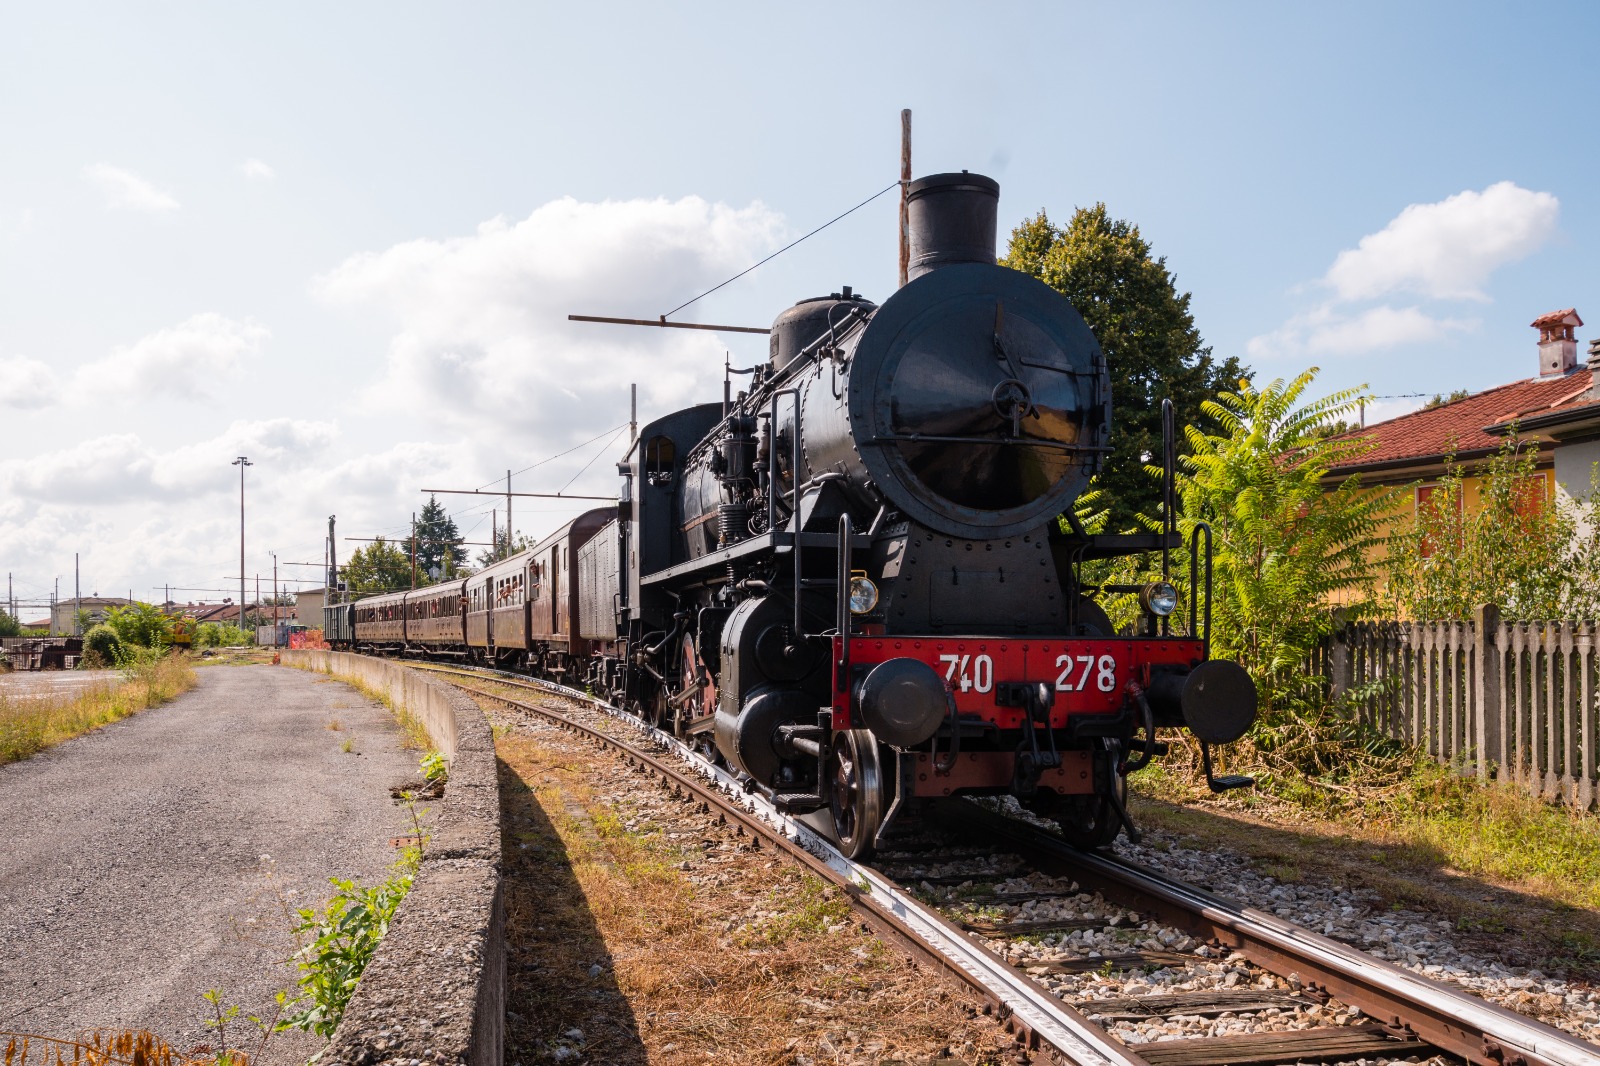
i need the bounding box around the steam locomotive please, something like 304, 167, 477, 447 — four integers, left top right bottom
326, 171, 1258, 856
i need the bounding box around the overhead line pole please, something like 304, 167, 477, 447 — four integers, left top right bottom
233, 456, 252, 632
899, 108, 911, 289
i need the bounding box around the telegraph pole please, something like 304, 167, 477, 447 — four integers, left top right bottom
272, 551, 279, 645
74, 553, 81, 633
233, 456, 252, 631
505, 470, 513, 559
410, 512, 418, 590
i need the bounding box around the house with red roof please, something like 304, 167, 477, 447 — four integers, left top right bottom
1327, 309, 1600, 531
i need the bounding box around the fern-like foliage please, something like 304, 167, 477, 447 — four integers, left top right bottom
1174, 369, 1402, 718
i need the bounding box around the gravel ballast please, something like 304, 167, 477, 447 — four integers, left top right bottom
0, 663, 421, 1060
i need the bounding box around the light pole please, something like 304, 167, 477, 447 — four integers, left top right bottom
233, 456, 252, 632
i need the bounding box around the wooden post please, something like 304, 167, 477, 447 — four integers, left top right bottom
1328, 609, 1353, 702
898, 109, 911, 289
410, 512, 417, 590
1473, 603, 1501, 779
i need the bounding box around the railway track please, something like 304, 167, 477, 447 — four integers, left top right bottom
407, 660, 1600, 1066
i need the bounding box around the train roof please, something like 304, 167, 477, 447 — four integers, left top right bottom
472, 505, 615, 580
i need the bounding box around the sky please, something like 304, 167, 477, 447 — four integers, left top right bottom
3, 1, 1599, 617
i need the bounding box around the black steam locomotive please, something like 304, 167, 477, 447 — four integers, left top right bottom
329, 171, 1257, 856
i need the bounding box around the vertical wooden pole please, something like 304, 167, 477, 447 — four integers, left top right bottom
898, 109, 911, 289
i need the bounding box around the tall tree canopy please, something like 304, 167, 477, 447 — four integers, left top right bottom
344, 537, 412, 593
1002, 205, 1246, 531
415, 495, 464, 581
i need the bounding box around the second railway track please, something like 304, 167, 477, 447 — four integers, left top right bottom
411, 660, 1600, 1066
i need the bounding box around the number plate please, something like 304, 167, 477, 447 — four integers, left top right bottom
834, 636, 1201, 727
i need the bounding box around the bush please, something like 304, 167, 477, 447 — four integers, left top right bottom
82, 624, 123, 667
102, 602, 173, 648
195, 621, 253, 648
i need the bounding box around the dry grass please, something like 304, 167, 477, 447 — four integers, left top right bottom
496, 725, 1017, 1065
0, 1029, 223, 1066
0, 656, 196, 766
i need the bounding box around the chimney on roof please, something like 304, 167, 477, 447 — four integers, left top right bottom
1588, 337, 1600, 395
1532, 308, 1583, 377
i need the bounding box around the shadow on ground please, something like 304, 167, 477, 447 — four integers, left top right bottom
498, 756, 647, 1064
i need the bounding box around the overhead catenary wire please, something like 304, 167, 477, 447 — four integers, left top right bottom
557, 423, 631, 494
662, 179, 901, 320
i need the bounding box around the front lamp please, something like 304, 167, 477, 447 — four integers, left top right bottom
1140, 581, 1179, 617
848, 573, 879, 614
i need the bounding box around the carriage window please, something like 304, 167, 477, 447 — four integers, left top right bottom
644, 434, 676, 484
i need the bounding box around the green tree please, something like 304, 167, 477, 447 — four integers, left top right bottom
475, 529, 535, 568
1002, 205, 1246, 531
1176, 370, 1401, 716
415, 495, 464, 582
0, 610, 20, 638
102, 602, 175, 648
343, 537, 412, 594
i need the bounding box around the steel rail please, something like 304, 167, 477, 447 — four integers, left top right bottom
944, 801, 1600, 1066
408, 662, 1142, 1066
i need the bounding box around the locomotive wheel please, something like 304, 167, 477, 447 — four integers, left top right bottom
1052, 774, 1126, 850
827, 730, 885, 860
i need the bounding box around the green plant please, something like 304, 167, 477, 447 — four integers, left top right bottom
82, 624, 123, 667
1174, 370, 1402, 716
201, 987, 285, 1065
195, 621, 253, 648
0, 610, 20, 639
340, 737, 353, 754
420, 750, 448, 786
102, 602, 174, 649
1386, 443, 1599, 621
277, 853, 418, 1037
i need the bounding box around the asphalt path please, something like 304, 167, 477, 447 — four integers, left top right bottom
0, 663, 420, 1061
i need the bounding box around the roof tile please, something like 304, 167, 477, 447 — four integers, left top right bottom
1329, 370, 1595, 472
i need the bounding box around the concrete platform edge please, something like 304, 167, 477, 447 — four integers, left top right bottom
280, 650, 504, 1066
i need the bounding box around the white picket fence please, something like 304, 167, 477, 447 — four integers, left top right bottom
1321, 609, 1598, 809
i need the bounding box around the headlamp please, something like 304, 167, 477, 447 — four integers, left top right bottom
1140, 581, 1179, 617
848, 573, 879, 614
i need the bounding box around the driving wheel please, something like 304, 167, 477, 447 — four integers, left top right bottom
826, 729, 885, 859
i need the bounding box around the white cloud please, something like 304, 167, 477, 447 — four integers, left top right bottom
0, 418, 351, 606
240, 158, 275, 181
1247, 305, 1478, 361
0, 356, 60, 409
1323, 182, 1558, 303
314, 194, 784, 483
74, 313, 269, 399
0, 418, 336, 506
1248, 181, 1558, 359
83, 163, 180, 213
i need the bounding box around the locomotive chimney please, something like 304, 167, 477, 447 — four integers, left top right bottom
906, 171, 999, 281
